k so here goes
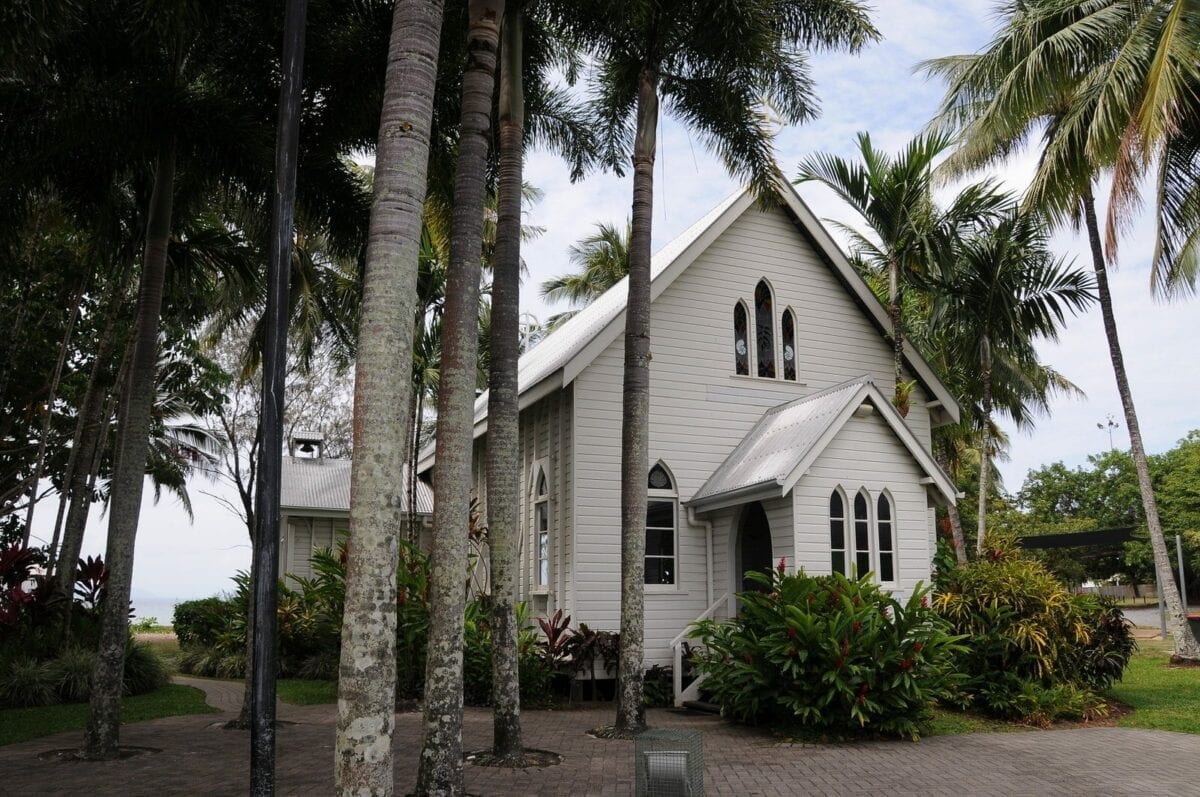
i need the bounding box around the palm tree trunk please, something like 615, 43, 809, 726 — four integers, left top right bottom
975, 339, 992, 556
415, 2, 503, 792
485, 2, 524, 762
83, 140, 177, 760
334, 0, 444, 792
934, 441, 967, 565
49, 271, 128, 578
22, 272, 89, 544
1081, 188, 1200, 660
888, 259, 904, 407
612, 66, 658, 737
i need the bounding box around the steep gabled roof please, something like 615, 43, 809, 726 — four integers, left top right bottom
687, 376, 957, 512
281, 457, 433, 515
420, 180, 959, 469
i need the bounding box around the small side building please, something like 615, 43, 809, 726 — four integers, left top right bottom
279, 433, 433, 579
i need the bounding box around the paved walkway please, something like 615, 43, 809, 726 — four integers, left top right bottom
2, 677, 1199, 796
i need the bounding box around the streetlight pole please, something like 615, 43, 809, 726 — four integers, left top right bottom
251, 0, 308, 792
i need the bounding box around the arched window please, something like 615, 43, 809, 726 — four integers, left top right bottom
853, 490, 872, 577
754, 280, 775, 378
781, 308, 797, 382
534, 467, 550, 589
877, 493, 895, 583
733, 302, 750, 375
646, 463, 677, 585
829, 490, 847, 576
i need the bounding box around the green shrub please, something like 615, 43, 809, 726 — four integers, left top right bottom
51, 647, 96, 702
173, 597, 235, 649
691, 567, 963, 739
123, 641, 168, 696
933, 536, 1133, 722
643, 664, 673, 708
0, 657, 59, 708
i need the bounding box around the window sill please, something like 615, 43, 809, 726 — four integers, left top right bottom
729, 374, 807, 387
644, 586, 688, 595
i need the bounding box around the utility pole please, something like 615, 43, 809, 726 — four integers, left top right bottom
251, 0, 308, 792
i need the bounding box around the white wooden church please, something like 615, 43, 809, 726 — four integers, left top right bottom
415, 181, 960, 704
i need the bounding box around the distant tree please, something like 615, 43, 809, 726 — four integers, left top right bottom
540, 220, 631, 328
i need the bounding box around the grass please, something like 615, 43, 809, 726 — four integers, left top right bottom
277, 678, 337, 705
926, 707, 1020, 736
0, 684, 217, 747
1111, 640, 1200, 735
139, 635, 182, 672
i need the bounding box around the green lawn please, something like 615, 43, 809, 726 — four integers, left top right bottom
277, 678, 337, 705
0, 684, 218, 747
926, 707, 1021, 736
1111, 641, 1200, 734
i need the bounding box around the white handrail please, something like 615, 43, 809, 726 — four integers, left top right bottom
669, 592, 731, 649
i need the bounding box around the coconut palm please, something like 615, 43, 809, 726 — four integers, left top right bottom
333, 0, 446, 789
540, 220, 631, 328
569, 0, 879, 736
931, 206, 1094, 553
795, 131, 1007, 409
922, 0, 1200, 660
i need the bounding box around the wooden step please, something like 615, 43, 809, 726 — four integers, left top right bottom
680, 700, 721, 715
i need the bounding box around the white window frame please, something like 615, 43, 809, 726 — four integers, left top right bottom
781, 306, 798, 382
752, 278, 778, 380
530, 460, 551, 594
851, 488, 873, 580
829, 487, 848, 577
876, 490, 897, 586
645, 462, 679, 591
733, 299, 752, 377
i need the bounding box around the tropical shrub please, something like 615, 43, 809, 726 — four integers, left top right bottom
691, 565, 963, 739
0, 657, 58, 707
933, 536, 1134, 723
642, 664, 673, 708
173, 597, 235, 649
51, 646, 96, 702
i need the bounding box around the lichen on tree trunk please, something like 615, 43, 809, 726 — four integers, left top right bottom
333, 0, 444, 793
415, 1, 503, 793
612, 67, 658, 738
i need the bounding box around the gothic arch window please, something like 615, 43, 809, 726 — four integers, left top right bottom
781, 308, 797, 381
754, 280, 775, 378
877, 492, 895, 583
829, 489, 847, 576
646, 463, 677, 586
533, 465, 550, 589
733, 301, 751, 375
853, 490, 872, 578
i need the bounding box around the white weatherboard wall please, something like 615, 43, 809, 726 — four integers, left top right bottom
792, 410, 934, 598
571, 202, 937, 666
282, 513, 348, 579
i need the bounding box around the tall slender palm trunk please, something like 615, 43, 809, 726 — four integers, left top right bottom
613, 67, 658, 737
888, 260, 904, 407
1081, 189, 1200, 660
975, 339, 992, 555
334, 0, 444, 792
83, 140, 177, 760
934, 442, 967, 564
22, 273, 88, 543
415, 2, 503, 792
485, 2, 525, 762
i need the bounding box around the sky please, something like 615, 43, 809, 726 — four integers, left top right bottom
30, 0, 1200, 607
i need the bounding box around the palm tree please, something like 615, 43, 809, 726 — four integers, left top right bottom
334, 0, 446, 790
932, 206, 1094, 553
571, 0, 879, 737
795, 131, 1006, 410
922, 0, 1200, 660
540, 220, 631, 328
415, 0, 505, 792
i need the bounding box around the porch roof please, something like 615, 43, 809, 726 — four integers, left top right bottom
687, 376, 957, 512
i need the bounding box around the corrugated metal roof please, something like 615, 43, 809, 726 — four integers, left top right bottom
469, 187, 748, 425
690, 378, 870, 506
280, 456, 433, 515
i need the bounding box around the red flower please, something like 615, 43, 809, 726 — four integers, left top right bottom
880, 607, 890, 619
899, 658, 914, 671
777, 556, 787, 575
770, 591, 780, 600
912, 642, 924, 654
840, 638, 850, 656
921, 595, 929, 608
852, 621, 862, 634
853, 596, 862, 608
856, 683, 870, 704
787, 626, 798, 641
788, 647, 798, 658
743, 653, 753, 665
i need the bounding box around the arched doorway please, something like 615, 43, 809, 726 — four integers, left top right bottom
736, 502, 773, 592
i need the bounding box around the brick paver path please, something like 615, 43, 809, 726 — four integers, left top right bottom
2, 676, 1198, 795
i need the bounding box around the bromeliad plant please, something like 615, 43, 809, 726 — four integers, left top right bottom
690, 563, 963, 739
